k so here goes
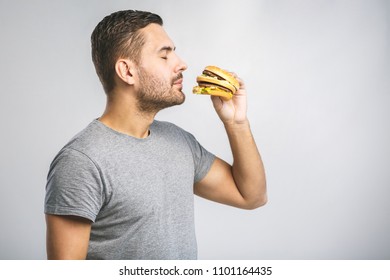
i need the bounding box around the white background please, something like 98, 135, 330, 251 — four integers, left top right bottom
0, 0, 389, 259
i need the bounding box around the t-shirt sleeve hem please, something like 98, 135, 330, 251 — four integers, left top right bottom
194, 154, 216, 183
44, 205, 96, 222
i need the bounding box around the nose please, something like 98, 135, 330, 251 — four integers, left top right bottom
175, 53, 188, 73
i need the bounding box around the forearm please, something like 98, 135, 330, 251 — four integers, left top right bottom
224, 120, 267, 208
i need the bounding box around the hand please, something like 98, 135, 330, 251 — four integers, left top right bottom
211, 72, 248, 125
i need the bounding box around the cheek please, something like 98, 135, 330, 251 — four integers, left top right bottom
157, 72, 173, 87
148, 75, 170, 92
139, 64, 172, 88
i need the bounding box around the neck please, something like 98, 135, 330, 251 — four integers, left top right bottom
99, 92, 157, 139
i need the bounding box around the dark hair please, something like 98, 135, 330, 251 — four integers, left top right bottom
91, 10, 163, 94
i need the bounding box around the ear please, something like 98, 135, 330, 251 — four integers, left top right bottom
115, 59, 136, 85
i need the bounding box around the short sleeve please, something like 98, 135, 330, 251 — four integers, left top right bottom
180, 130, 216, 183
44, 148, 104, 222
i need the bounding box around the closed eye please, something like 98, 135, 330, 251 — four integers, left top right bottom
158, 45, 176, 60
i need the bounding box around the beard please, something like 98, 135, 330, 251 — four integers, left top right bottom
136, 67, 185, 113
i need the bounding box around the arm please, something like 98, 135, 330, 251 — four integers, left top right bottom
194, 73, 267, 209
45, 214, 92, 259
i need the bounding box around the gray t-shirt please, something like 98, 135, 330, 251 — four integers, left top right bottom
44, 119, 215, 259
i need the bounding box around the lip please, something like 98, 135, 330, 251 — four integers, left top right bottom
173, 78, 183, 85
173, 79, 183, 89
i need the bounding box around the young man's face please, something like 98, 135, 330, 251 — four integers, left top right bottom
134, 23, 188, 112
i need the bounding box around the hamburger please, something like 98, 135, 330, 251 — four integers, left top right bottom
192, 66, 239, 100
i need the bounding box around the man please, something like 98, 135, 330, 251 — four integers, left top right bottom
45, 10, 266, 260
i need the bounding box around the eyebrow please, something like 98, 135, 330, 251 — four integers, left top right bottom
158, 45, 176, 53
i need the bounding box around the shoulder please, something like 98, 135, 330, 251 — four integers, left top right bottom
58, 120, 113, 160
152, 120, 210, 154
152, 119, 182, 131
48, 147, 99, 179
48, 120, 106, 174
152, 120, 191, 137
64, 120, 103, 148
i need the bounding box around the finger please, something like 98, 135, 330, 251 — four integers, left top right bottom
228, 71, 245, 90
211, 95, 223, 110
